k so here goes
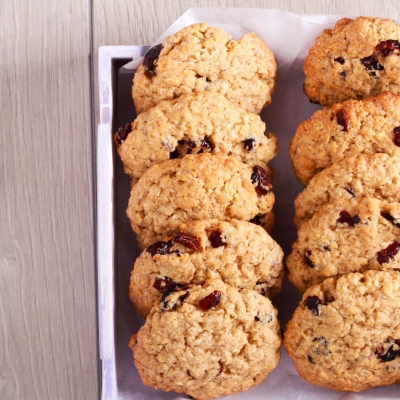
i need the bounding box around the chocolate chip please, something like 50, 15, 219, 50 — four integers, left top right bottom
303, 251, 315, 268
376, 40, 400, 56
304, 296, 324, 316
173, 232, 200, 251
334, 57, 345, 64
377, 241, 400, 264
208, 229, 226, 248
115, 123, 132, 144
394, 127, 400, 147
243, 138, 255, 151
143, 44, 163, 74
336, 109, 348, 132
147, 240, 174, 256
382, 213, 400, 228
251, 166, 272, 196
199, 290, 222, 311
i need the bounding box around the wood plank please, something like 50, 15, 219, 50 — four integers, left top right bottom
0, 0, 98, 399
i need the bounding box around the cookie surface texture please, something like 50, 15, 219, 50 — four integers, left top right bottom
284, 270, 400, 392
133, 23, 277, 114
115, 92, 278, 183
127, 153, 275, 247
290, 92, 400, 185
294, 154, 400, 228
287, 197, 400, 292
304, 17, 400, 105
130, 279, 281, 400
129, 219, 284, 317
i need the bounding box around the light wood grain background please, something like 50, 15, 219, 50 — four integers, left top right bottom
1, 1, 398, 399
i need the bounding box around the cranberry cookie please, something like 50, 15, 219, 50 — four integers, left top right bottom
290, 92, 400, 185
294, 154, 400, 228
129, 219, 284, 318
285, 271, 400, 392
132, 23, 277, 114
287, 197, 400, 293
304, 17, 400, 106
115, 92, 278, 184
130, 279, 281, 400
126, 153, 275, 248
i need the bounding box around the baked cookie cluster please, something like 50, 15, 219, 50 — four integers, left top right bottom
286, 16, 400, 392
115, 23, 283, 399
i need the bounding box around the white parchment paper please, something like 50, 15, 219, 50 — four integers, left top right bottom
115, 7, 400, 400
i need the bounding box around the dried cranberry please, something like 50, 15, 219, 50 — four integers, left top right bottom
198, 138, 214, 153
303, 251, 315, 268
251, 166, 272, 196
153, 276, 177, 292
337, 210, 360, 226
382, 213, 400, 228
304, 296, 324, 316
345, 186, 356, 198
147, 240, 173, 256
199, 290, 222, 311
186, 141, 196, 154
243, 138, 255, 151
170, 149, 180, 159
334, 57, 345, 64
217, 362, 224, 376
249, 215, 263, 225
173, 232, 200, 250
336, 110, 348, 132
377, 241, 400, 264
143, 44, 163, 74
208, 229, 226, 248
115, 123, 132, 144
376, 339, 400, 362
394, 127, 400, 147
376, 40, 400, 56
360, 56, 384, 73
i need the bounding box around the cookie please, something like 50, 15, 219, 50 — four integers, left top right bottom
284, 270, 400, 392
126, 153, 275, 248
115, 91, 278, 183
129, 279, 281, 400
294, 154, 400, 228
304, 17, 400, 106
129, 219, 284, 318
287, 197, 400, 293
290, 92, 400, 185
132, 23, 277, 114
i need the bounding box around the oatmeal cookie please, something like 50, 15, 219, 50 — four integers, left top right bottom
294, 154, 400, 228
127, 153, 275, 248
287, 197, 400, 293
304, 17, 400, 105
132, 23, 277, 114
284, 270, 400, 392
115, 92, 278, 183
290, 92, 400, 185
129, 219, 284, 318
130, 279, 281, 400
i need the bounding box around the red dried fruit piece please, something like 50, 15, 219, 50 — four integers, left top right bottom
216, 362, 224, 376
377, 241, 400, 264
376, 339, 400, 362
334, 57, 345, 64
249, 214, 263, 225
344, 186, 356, 198
173, 232, 200, 251
153, 276, 177, 292
382, 213, 400, 228
303, 251, 315, 268
115, 123, 132, 144
208, 229, 226, 248
251, 166, 272, 196
304, 296, 324, 316
186, 141, 196, 154
199, 290, 222, 311
198, 138, 214, 153
376, 40, 400, 56
394, 127, 400, 147
336, 109, 348, 132
243, 138, 255, 151
336, 210, 360, 226
147, 240, 174, 256
143, 44, 163, 74
360, 56, 384, 73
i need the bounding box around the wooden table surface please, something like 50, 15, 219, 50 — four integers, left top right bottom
1, 1, 398, 399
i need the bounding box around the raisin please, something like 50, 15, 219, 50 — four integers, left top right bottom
217, 362, 224, 376
394, 127, 400, 147
376, 40, 400, 56
208, 229, 226, 248
249, 215, 263, 225
173, 232, 200, 251
345, 186, 356, 198
360, 56, 384, 73
147, 240, 174, 256
251, 166, 272, 196
377, 241, 400, 264
334, 57, 345, 64
115, 123, 132, 144
303, 251, 315, 268
153, 276, 177, 292
143, 44, 163, 74
199, 290, 222, 311
336, 109, 348, 132
376, 339, 400, 362
170, 149, 180, 159
337, 210, 360, 226
382, 213, 400, 228
243, 138, 255, 151
304, 296, 324, 316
